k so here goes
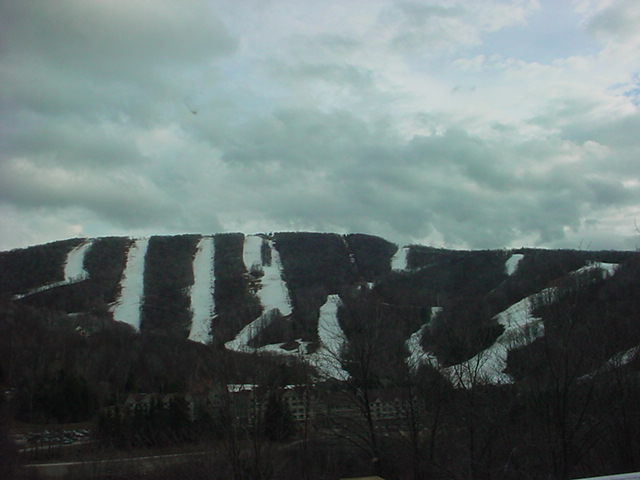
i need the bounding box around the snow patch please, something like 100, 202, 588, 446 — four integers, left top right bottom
188, 236, 216, 344
581, 345, 640, 380
505, 253, 524, 276
254, 339, 311, 356
605, 345, 640, 368
13, 240, 94, 299
309, 295, 350, 380
444, 261, 620, 388
391, 246, 409, 271
225, 235, 292, 352
224, 288, 349, 379
444, 288, 552, 388
111, 238, 149, 331
574, 261, 619, 278
64, 241, 92, 281
405, 306, 442, 371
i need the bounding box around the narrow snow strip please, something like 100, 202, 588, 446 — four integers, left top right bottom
255, 339, 311, 356
13, 240, 94, 299
225, 235, 292, 352
575, 471, 640, 480
391, 246, 409, 271
244, 235, 291, 315
111, 238, 149, 331
581, 345, 640, 380
225, 312, 277, 352
317, 295, 345, 353
64, 241, 93, 281
263, 242, 292, 316
494, 286, 555, 332
309, 295, 350, 380
227, 384, 258, 393
604, 345, 640, 368
445, 261, 620, 388
243, 234, 263, 274
188, 236, 215, 343
405, 306, 441, 371
444, 288, 552, 388
13, 280, 74, 299
505, 253, 524, 276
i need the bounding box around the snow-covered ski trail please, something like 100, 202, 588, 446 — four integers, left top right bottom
406, 262, 620, 387
225, 235, 291, 352
505, 253, 524, 276
188, 236, 216, 343
445, 262, 620, 387
309, 295, 350, 380
405, 306, 442, 371
13, 240, 94, 299
391, 245, 409, 271
111, 238, 149, 331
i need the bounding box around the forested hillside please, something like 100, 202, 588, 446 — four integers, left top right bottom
1, 233, 639, 479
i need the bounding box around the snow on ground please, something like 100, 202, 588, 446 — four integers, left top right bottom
391, 246, 409, 271
225, 235, 292, 352
405, 306, 442, 371
574, 261, 619, 278
442, 261, 621, 388
255, 340, 306, 355
227, 384, 258, 393
581, 345, 640, 380
444, 288, 552, 388
604, 345, 640, 368
235, 293, 350, 380
309, 295, 351, 380
13, 240, 94, 299
505, 253, 524, 276
188, 236, 216, 344
111, 238, 149, 331
575, 471, 640, 479
64, 241, 93, 281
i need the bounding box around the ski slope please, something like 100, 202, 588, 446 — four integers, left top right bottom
574, 261, 619, 278
581, 345, 640, 380
443, 289, 550, 388
225, 235, 292, 352
309, 295, 350, 380
391, 245, 409, 270
444, 262, 619, 387
13, 240, 94, 299
405, 306, 441, 371
111, 238, 149, 331
505, 253, 524, 276
188, 236, 215, 343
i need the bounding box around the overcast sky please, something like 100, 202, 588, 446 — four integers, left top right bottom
1, 0, 639, 251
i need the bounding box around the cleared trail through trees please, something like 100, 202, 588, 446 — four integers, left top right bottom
111, 238, 149, 331
188, 236, 216, 343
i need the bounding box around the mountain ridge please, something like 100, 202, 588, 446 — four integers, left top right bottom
1, 231, 638, 385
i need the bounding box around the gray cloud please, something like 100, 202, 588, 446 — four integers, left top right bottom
0, 0, 638, 251
586, 0, 640, 43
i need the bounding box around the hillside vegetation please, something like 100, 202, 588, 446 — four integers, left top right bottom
1, 233, 639, 479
